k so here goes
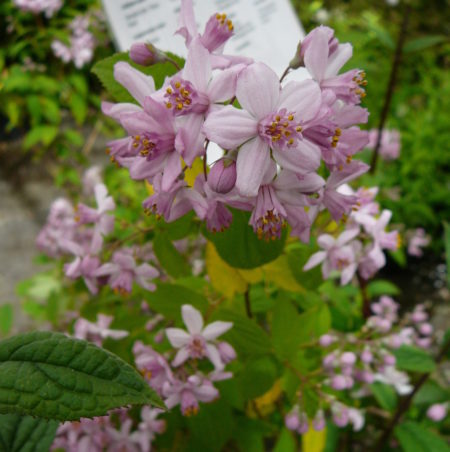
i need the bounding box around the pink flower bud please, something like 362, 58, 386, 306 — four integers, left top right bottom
331, 374, 348, 390
426, 403, 447, 422
323, 352, 337, 368
418, 323, 433, 336
130, 42, 165, 66
207, 159, 237, 194
319, 334, 336, 347
416, 337, 432, 349
217, 341, 236, 364
340, 352, 356, 366
411, 310, 428, 323
360, 349, 373, 364
383, 354, 396, 366
313, 410, 326, 431
285, 412, 300, 431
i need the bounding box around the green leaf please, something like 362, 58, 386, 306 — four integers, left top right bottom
145, 283, 208, 321
210, 308, 271, 357
92, 52, 184, 103
153, 233, 190, 278
69, 92, 88, 125
370, 382, 397, 411
0, 305, 13, 335
296, 304, 331, 345
274, 428, 296, 452
367, 280, 400, 298
395, 421, 450, 452
444, 222, 450, 288
413, 380, 450, 406
239, 356, 279, 399
0, 414, 58, 452
205, 210, 286, 269
23, 125, 59, 150
0, 332, 164, 421
393, 345, 436, 373
404, 36, 447, 53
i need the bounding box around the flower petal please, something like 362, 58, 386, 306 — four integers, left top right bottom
236, 137, 271, 197
183, 37, 211, 92
203, 105, 257, 149
325, 43, 353, 78
206, 344, 224, 370
114, 62, 155, 106
172, 347, 190, 367
304, 27, 329, 82
165, 328, 191, 347
303, 251, 327, 270
202, 321, 233, 340
236, 63, 280, 119
181, 304, 204, 334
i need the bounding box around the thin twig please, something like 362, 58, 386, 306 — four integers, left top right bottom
279, 66, 290, 83
244, 288, 252, 318
81, 119, 103, 156
357, 273, 371, 319
373, 339, 450, 450
370, 4, 411, 174
203, 139, 210, 180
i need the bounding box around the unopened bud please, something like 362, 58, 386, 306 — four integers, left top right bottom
289, 41, 303, 69
208, 158, 236, 194
217, 341, 236, 363
130, 42, 165, 66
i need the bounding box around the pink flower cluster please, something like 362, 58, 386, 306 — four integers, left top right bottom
134, 305, 236, 416
14, 0, 62, 17
406, 228, 430, 257
103, 0, 370, 242
37, 176, 159, 295
52, 15, 96, 68
367, 129, 401, 160
52, 407, 165, 452
304, 186, 400, 283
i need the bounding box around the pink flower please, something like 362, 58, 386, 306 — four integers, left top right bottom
165, 304, 233, 370
407, 228, 430, 257
367, 129, 401, 160
204, 62, 322, 196
304, 228, 360, 285
426, 403, 447, 422
163, 374, 219, 416
74, 314, 129, 346
136, 407, 166, 452
94, 248, 159, 294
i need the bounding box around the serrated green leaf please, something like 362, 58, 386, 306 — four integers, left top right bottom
153, 233, 190, 278
404, 35, 447, 53
205, 209, 286, 269
239, 356, 279, 399
395, 421, 450, 452
92, 52, 184, 103
413, 380, 450, 406
69, 92, 88, 125
23, 125, 59, 150
393, 345, 436, 373
370, 382, 398, 411
0, 414, 58, 452
0, 332, 164, 421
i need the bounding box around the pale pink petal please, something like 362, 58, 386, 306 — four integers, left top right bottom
202, 321, 233, 340
172, 347, 190, 367
336, 228, 360, 246
341, 263, 357, 285
114, 62, 155, 106
203, 105, 257, 149
161, 152, 182, 191
303, 251, 327, 270
325, 43, 353, 78
278, 79, 322, 122
235, 137, 271, 197
194, 384, 219, 402
165, 328, 191, 347
183, 37, 211, 92
272, 140, 321, 174
303, 28, 329, 82
102, 101, 142, 121
236, 63, 280, 119
175, 114, 205, 165
207, 64, 243, 103
175, 0, 197, 45
206, 344, 224, 370
181, 304, 204, 334
317, 234, 336, 249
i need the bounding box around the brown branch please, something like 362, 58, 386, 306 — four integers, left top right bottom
357, 273, 371, 319
244, 288, 253, 318
369, 4, 411, 174
373, 339, 450, 450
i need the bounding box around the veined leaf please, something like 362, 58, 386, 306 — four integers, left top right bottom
0, 414, 58, 452
395, 421, 450, 452
0, 332, 164, 421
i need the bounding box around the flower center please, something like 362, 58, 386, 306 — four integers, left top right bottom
132, 132, 174, 160
352, 71, 367, 99
259, 109, 303, 149
255, 209, 285, 241
164, 78, 209, 115
188, 335, 207, 359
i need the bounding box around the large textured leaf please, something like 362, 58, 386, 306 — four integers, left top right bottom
0, 332, 163, 421
370, 382, 397, 411
395, 421, 450, 452
0, 414, 58, 452
92, 52, 184, 103
205, 210, 286, 269
153, 233, 191, 278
